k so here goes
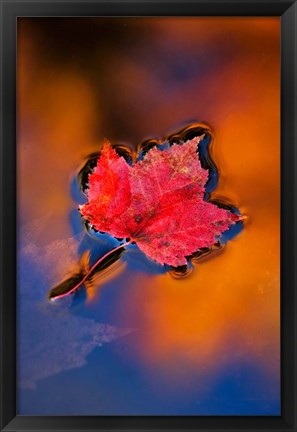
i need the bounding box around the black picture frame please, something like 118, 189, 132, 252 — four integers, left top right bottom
0, 1, 296, 431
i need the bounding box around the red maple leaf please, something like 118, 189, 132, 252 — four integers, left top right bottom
80, 137, 239, 267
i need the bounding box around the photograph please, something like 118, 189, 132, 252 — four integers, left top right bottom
17, 16, 280, 416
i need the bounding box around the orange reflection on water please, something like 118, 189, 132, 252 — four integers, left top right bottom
18, 17, 280, 384
119, 221, 279, 380
18, 28, 100, 240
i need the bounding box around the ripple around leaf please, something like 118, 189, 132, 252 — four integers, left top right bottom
75, 123, 243, 274
77, 151, 100, 194
169, 264, 193, 279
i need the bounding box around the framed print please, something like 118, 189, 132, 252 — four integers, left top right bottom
0, 1, 296, 431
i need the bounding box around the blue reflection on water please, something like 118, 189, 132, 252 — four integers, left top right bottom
18, 335, 280, 415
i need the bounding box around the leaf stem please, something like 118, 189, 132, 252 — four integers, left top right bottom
51, 241, 131, 301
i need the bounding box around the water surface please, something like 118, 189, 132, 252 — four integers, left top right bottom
17, 17, 280, 415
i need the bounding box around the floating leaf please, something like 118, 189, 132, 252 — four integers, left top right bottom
80, 137, 241, 267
